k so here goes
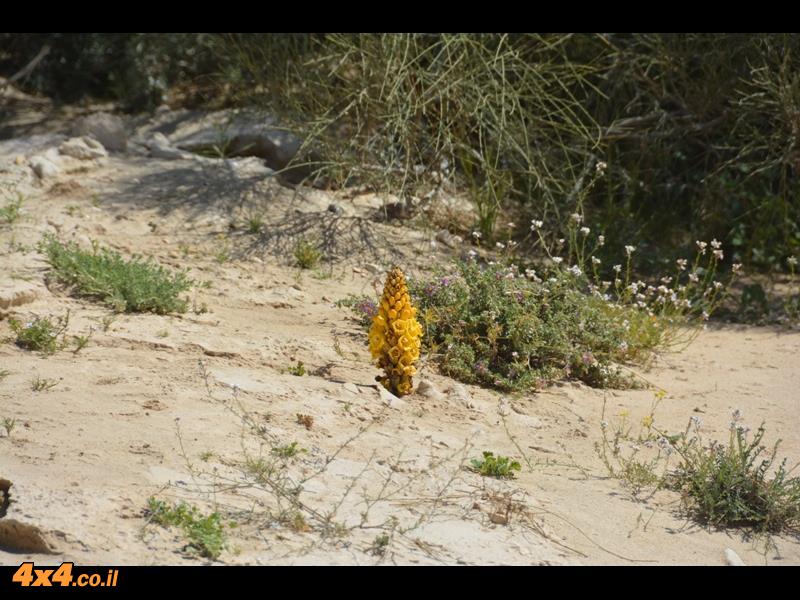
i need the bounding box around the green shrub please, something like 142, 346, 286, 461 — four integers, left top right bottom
39, 235, 193, 314
9, 313, 69, 354
146, 497, 227, 560
666, 419, 800, 533
470, 452, 522, 479
293, 239, 321, 269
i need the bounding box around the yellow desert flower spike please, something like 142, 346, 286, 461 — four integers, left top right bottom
369, 266, 423, 396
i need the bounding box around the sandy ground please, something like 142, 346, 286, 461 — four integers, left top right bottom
1, 130, 799, 566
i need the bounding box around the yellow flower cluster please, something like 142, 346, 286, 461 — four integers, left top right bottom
368, 266, 423, 396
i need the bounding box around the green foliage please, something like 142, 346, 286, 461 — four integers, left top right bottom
9, 312, 70, 354
146, 497, 227, 560
470, 451, 522, 479
1, 417, 15, 437
287, 361, 306, 377
30, 376, 59, 392
271, 442, 305, 459
0, 193, 23, 225
410, 260, 652, 391
666, 421, 800, 533
39, 235, 193, 314
293, 239, 321, 269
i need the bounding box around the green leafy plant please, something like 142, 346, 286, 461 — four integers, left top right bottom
145, 497, 227, 560
1, 417, 16, 437
0, 193, 23, 225
9, 312, 70, 354
665, 417, 800, 533
293, 239, 321, 269
270, 442, 305, 459
39, 235, 193, 314
469, 451, 522, 479
287, 361, 306, 376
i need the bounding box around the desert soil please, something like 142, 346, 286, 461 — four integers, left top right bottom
1, 112, 799, 566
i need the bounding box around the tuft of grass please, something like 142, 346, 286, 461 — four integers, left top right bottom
0, 369, 11, 382
39, 235, 193, 314
246, 216, 264, 234
666, 420, 800, 533
31, 376, 59, 392
9, 312, 70, 354
293, 239, 321, 270
0, 193, 23, 225
1, 417, 16, 437
145, 497, 227, 560
72, 331, 92, 353
469, 451, 521, 479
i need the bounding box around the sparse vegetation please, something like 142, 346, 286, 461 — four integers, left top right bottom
666, 417, 800, 533
287, 361, 306, 377
0, 193, 23, 225
145, 497, 227, 560
39, 235, 193, 314
469, 451, 521, 479
270, 442, 305, 459
1, 417, 16, 437
293, 238, 321, 270
30, 376, 59, 392
246, 215, 264, 234
9, 312, 70, 354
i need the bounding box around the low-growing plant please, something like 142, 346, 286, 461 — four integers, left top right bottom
246, 215, 264, 234
9, 312, 70, 354
1, 417, 16, 437
469, 451, 521, 479
145, 497, 227, 560
664, 415, 800, 533
39, 235, 193, 314
296, 413, 314, 430
0, 369, 11, 381
31, 376, 59, 392
287, 361, 306, 376
72, 331, 92, 353
271, 442, 305, 459
293, 238, 321, 269
0, 193, 23, 225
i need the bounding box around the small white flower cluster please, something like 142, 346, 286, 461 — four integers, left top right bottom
624, 245, 636, 256
580, 226, 590, 236
568, 265, 582, 277
676, 258, 688, 271
788, 256, 798, 267
570, 213, 583, 224
530, 219, 544, 231
595, 160, 608, 175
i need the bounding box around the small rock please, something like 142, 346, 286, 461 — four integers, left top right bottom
724, 548, 746, 566
343, 382, 360, 395
489, 512, 509, 525
147, 133, 191, 160
59, 136, 108, 160
30, 155, 58, 178
435, 229, 463, 249
448, 383, 475, 409
327, 203, 343, 215
416, 379, 445, 401
364, 263, 384, 275
378, 386, 406, 409
74, 112, 127, 152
